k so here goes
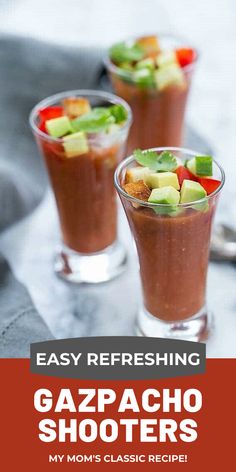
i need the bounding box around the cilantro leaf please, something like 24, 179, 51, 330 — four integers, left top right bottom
72, 108, 115, 133
109, 42, 145, 64
109, 104, 128, 123
134, 149, 178, 172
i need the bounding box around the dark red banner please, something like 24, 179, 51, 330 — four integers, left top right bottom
0, 359, 234, 471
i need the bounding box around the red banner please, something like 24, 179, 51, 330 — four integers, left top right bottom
0, 359, 234, 470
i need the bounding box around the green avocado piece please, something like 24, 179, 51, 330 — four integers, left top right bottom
119, 62, 134, 71
154, 63, 185, 91
63, 132, 89, 158
136, 58, 155, 71
147, 171, 180, 190
45, 116, 73, 138
133, 68, 155, 88
148, 186, 180, 204
156, 50, 177, 68
180, 179, 207, 203
186, 158, 197, 175
193, 201, 209, 212
187, 156, 213, 176
109, 42, 145, 64
152, 205, 183, 217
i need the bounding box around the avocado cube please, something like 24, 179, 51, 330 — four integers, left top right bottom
154, 63, 185, 91
186, 157, 197, 175
136, 58, 155, 71
148, 186, 180, 205
156, 50, 177, 68
125, 166, 151, 184
120, 62, 134, 71
63, 132, 89, 158
45, 116, 73, 138
134, 68, 154, 87
147, 172, 180, 190
180, 180, 207, 203
187, 156, 213, 177
196, 156, 213, 176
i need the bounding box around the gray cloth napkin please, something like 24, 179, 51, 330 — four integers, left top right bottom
0, 34, 104, 357
0, 255, 53, 357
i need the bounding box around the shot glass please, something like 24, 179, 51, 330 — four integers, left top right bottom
114, 147, 225, 341
30, 90, 132, 283
105, 35, 197, 153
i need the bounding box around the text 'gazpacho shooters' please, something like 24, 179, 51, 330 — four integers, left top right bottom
105, 35, 197, 152
115, 148, 224, 341
30, 91, 132, 283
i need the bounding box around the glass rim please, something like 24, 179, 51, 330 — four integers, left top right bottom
29, 89, 133, 143
114, 147, 225, 209
104, 33, 199, 78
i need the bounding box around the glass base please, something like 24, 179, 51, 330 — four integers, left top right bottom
55, 241, 127, 284
136, 305, 211, 342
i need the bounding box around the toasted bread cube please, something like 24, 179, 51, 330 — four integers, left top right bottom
125, 166, 151, 184
147, 172, 180, 190
136, 35, 160, 58
63, 97, 91, 118
123, 180, 151, 202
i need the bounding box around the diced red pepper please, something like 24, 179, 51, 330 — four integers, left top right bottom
39, 106, 64, 121
175, 48, 195, 68
198, 177, 221, 195
175, 166, 197, 186
38, 120, 47, 133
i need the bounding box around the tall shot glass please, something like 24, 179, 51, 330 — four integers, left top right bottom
114, 147, 225, 341
30, 90, 132, 283
105, 34, 197, 154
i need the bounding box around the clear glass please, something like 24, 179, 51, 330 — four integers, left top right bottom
30, 90, 132, 283
114, 147, 225, 341
105, 34, 198, 154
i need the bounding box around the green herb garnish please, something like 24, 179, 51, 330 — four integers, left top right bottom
134, 149, 178, 172
72, 105, 128, 133
109, 42, 145, 64
110, 104, 128, 123
72, 107, 115, 133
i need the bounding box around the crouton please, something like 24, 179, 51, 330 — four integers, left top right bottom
63, 97, 91, 118
123, 180, 151, 202
136, 35, 160, 58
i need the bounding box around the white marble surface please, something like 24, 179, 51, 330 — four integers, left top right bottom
0, 0, 236, 356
